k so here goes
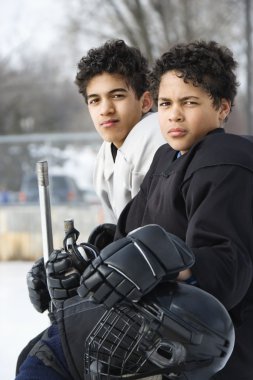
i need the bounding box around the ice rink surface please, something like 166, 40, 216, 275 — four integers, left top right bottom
0, 261, 49, 379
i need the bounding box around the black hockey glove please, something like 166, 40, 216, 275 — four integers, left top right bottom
46, 242, 98, 303
27, 257, 50, 313
88, 223, 116, 251
78, 224, 195, 308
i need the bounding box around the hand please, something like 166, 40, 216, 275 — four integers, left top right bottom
78, 224, 195, 308
27, 257, 50, 313
46, 243, 98, 303
177, 268, 192, 281
46, 249, 80, 302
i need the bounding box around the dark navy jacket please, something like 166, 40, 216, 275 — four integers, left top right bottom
115, 129, 253, 380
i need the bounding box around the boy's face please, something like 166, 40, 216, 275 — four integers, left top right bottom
158, 71, 230, 154
86, 72, 152, 148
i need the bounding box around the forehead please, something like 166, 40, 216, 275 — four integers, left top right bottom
158, 70, 205, 98
86, 72, 130, 95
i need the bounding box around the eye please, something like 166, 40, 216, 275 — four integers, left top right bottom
184, 100, 198, 106
88, 98, 99, 105
158, 101, 171, 107
112, 93, 125, 99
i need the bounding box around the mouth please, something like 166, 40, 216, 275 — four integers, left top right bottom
167, 128, 187, 137
100, 119, 119, 127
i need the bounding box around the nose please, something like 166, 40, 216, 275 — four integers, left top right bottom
168, 104, 183, 122
100, 99, 115, 115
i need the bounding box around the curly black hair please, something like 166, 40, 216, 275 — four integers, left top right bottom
151, 40, 239, 111
75, 40, 150, 103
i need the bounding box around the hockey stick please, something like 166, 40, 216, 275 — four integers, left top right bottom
36, 161, 54, 263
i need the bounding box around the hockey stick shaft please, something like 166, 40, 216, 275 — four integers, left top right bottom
36, 161, 54, 263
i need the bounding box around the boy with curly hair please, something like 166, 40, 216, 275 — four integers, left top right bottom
77, 41, 253, 379
16, 41, 253, 380
23, 38, 164, 325
75, 39, 164, 223
15, 39, 164, 375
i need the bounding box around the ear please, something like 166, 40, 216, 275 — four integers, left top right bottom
141, 91, 153, 114
219, 99, 231, 122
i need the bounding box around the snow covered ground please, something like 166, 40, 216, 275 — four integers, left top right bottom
0, 261, 49, 379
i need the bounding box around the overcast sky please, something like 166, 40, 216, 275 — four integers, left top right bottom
0, 0, 248, 89
0, 0, 65, 61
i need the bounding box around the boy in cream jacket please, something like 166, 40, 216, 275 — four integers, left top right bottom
75, 40, 165, 223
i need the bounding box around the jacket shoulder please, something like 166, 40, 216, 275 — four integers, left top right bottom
120, 112, 164, 154
186, 132, 253, 178
147, 143, 176, 175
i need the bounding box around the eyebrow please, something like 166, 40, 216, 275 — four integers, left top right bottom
87, 88, 128, 100
158, 96, 200, 102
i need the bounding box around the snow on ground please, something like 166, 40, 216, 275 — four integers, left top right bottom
0, 261, 49, 379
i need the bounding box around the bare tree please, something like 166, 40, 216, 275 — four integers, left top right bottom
60, 0, 250, 133
0, 58, 92, 136
61, 0, 244, 59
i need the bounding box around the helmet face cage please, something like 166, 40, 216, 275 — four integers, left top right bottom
84, 303, 185, 379
84, 283, 235, 380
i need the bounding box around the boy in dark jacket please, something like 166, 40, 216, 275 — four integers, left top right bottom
77, 41, 253, 380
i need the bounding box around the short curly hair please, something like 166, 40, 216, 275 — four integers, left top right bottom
75, 40, 150, 103
151, 40, 239, 111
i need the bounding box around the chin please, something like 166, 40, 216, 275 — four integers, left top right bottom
167, 140, 189, 153
100, 133, 115, 143
167, 142, 182, 152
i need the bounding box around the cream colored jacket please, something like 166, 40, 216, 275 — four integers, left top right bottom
94, 112, 165, 223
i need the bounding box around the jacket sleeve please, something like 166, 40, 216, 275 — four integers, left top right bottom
15, 325, 70, 380
93, 143, 117, 224
115, 146, 165, 239
115, 114, 164, 216
16, 356, 66, 380
182, 165, 253, 309
128, 121, 165, 198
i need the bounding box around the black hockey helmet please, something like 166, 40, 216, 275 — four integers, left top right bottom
84, 282, 234, 380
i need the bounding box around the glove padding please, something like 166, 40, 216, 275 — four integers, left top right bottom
88, 223, 116, 251
46, 243, 98, 303
78, 224, 195, 308
27, 257, 50, 313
